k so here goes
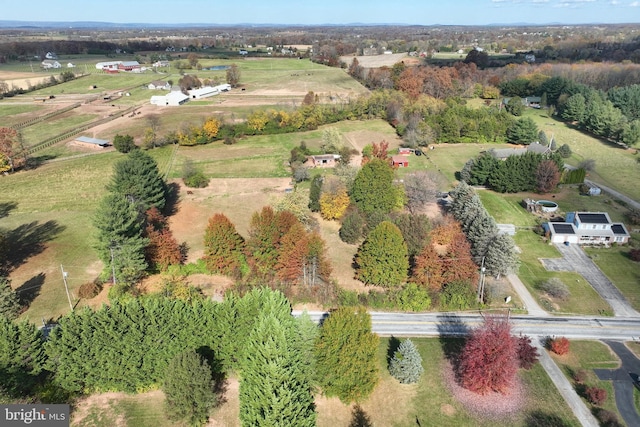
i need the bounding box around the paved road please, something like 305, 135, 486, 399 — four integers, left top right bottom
594, 340, 640, 427
584, 179, 640, 211
540, 243, 640, 318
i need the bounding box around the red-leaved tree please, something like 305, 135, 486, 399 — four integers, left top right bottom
458, 315, 519, 395
516, 335, 539, 370
203, 213, 246, 277
535, 159, 561, 193
549, 337, 570, 355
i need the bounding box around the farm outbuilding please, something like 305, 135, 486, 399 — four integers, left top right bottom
391, 155, 409, 167
73, 136, 110, 149
309, 154, 340, 168
150, 91, 190, 106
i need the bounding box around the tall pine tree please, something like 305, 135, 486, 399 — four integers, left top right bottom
108, 149, 167, 211
356, 221, 408, 287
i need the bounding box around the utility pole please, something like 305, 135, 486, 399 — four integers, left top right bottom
60, 265, 73, 311
477, 256, 486, 304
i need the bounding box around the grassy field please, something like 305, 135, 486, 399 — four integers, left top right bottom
0, 147, 174, 320
514, 231, 613, 316
585, 246, 640, 312
70, 337, 580, 427
550, 340, 623, 423
524, 108, 640, 202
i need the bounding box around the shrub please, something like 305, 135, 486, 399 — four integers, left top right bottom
630, 248, 640, 262
392, 283, 431, 312
184, 171, 209, 188
594, 408, 623, 427
77, 281, 102, 299
549, 337, 570, 355
113, 134, 136, 153
439, 280, 476, 311
585, 386, 607, 405
572, 369, 588, 384
516, 335, 539, 369
541, 277, 570, 300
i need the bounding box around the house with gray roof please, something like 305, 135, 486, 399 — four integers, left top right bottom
544, 211, 630, 245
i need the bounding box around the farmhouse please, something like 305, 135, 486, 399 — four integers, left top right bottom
391, 155, 409, 167
148, 80, 171, 90
490, 142, 551, 159
41, 60, 61, 69
544, 211, 630, 245
309, 154, 340, 168
152, 60, 170, 67
150, 91, 189, 106
73, 136, 110, 149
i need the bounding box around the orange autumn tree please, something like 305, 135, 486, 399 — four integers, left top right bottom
144, 207, 184, 271
203, 213, 246, 277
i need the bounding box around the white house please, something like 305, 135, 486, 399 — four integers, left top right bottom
148, 80, 171, 90
150, 91, 189, 106
152, 60, 170, 67
545, 212, 630, 245
41, 60, 61, 69
67, 63, 75, 68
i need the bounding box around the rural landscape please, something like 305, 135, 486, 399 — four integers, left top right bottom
1, 12, 640, 427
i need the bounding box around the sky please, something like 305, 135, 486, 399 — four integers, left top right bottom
1, 0, 639, 25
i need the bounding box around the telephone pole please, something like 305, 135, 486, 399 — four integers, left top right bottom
60, 265, 73, 311
477, 257, 486, 304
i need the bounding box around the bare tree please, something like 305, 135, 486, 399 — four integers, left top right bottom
403, 171, 444, 213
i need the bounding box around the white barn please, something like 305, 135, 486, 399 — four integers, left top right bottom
150, 91, 189, 106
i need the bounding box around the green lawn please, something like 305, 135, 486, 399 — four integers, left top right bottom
514, 231, 613, 316
525, 109, 640, 202
584, 246, 640, 312
72, 337, 579, 427
478, 191, 539, 227
550, 340, 623, 423
19, 113, 99, 146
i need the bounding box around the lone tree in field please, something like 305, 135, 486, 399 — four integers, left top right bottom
389, 339, 424, 384
506, 117, 538, 145
315, 306, 379, 403
458, 315, 519, 395
112, 134, 136, 153
226, 63, 241, 87
163, 350, 218, 427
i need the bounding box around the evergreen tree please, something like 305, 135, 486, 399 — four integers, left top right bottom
560, 93, 586, 123
93, 193, 148, 284
308, 175, 323, 212
0, 278, 20, 320
315, 307, 379, 404
389, 339, 424, 384
203, 213, 246, 277
240, 314, 316, 427
356, 221, 408, 287
506, 117, 538, 145
295, 311, 319, 386
108, 150, 167, 211
112, 134, 136, 153
0, 315, 46, 397
391, 213, 431, 260
466, 213, 499, 263
484, 233, 519, 279
350, 158, 399, 216
164, 350, 218, 427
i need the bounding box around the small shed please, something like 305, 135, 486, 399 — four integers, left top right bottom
391, 155, 409, 168
309, 154, 339, 168
398, 148, 412, 155
73, 136, 110, 149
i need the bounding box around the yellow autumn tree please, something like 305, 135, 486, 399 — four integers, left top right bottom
320, 189, 350, 221
247, 110, 269, 132
203, 117, 220, 139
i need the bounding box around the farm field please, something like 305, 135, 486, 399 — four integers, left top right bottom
70, 337, 580, 427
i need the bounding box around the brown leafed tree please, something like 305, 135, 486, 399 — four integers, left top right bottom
396, 67, 425, 99
275, 222, 309, 283
203, 213, 246, 277
306, 231, 332, 284
458, 315, 519, 395
535, 159, 561, 193
246, 207, 297, 279
441, 233, 479, 286
144, 207, 184, 271
411, 243, 446, 292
